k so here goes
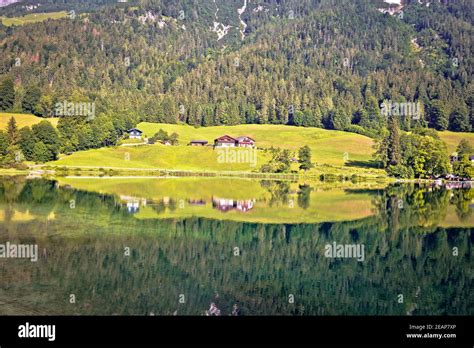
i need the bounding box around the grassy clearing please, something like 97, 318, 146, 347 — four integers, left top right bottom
0, 113, 59, 129
438, 131, 474, 153
42, 122, 473, 178
48, 123, 388, 176
0, 12, 68, 26
138, 123, 376, 167
52, 145, 271, 172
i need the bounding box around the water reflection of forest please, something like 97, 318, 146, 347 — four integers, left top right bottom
0, 177, 472, 316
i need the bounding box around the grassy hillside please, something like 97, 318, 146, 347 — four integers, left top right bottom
0, 113, 59, 129
438, 131, 474, 153
0, 11, 68, 26
47, 123, 387, 176
138, 123, 376, 167
51, 144, 272, 172
42, 123, 473, 177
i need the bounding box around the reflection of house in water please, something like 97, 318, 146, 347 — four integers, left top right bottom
188, 199, 206, 206
212, 197, 256, 213
433, 181, 472, 190
120, 195, 147, 214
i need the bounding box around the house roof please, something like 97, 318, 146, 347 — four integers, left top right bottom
236, 136, 255, 142
127, 128, 143, 133
190, 140, 208, 143
215, 135, 237, 142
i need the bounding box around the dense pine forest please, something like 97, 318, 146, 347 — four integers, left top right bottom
0, 0, 473, 175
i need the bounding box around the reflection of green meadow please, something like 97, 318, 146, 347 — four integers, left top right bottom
55, 177, 381, 223
0, 177, 471, 315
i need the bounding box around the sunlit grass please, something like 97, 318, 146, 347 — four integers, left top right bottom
0, 113, 58, 129
0, 12, 68, 26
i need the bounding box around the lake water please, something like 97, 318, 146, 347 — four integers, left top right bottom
0, 176, 472, 315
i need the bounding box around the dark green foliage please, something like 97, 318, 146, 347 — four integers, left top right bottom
7, 117, 18, 145
452, 157, 473, 179
32, 121, 60, 161
387, 116, 401, 166
0, 77, 15, 111
0, 131, 9, 157
0, 0, 471, 134
449, 105, 471, 132
261, 147, 292, 173
32, 141, 51, 163
386, 164, 414, 179
298, 145, 313, 172
375, 127, 450, 178
149, 129, 179, 145
428, 100, 448, 131
22, 85, 42, 115
18, 127, 36, 161
456, 139, 473, 159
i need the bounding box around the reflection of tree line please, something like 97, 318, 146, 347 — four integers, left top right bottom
259, 180, 312, 209
0, 178, 471, 315
374, 184, 473, 232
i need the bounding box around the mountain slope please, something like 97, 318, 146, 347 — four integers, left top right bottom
0, 0, 472, 135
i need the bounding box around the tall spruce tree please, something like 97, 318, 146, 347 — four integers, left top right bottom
387, 116, 401, 166
7, 117, 18, 145
0, 77, 15, 111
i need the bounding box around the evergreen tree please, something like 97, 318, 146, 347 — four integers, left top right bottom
22, 85, 42, 115
429, 100, 448, 131
298, 145, 313, 172
7, 117, 18, 145
18, 127, 36, 161
373, 128, 389, 168
0, 130, 9, 157
0, 77, 15, 111
449, 106, 470, 132
387, 116, 401, 166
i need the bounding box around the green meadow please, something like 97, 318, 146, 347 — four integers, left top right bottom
438, 131, 474, 154
47, 122, 474, 177
0, 12, 68, 26
50, 123, 386, 177
0, 113, 464, 177
138, 122, 376, 167
51, 144, 271, 172
0, 113, 59, 129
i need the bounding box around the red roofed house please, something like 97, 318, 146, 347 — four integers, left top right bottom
236, 136, 256, 148
214, 135, 237, 147
214, 135, 256, 148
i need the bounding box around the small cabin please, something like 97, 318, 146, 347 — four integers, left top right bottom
236, 136, 256, 148
127, 128, 143, 139
214, 135, 237, 147
189, 140, 208, 146
470, 155, 474, 163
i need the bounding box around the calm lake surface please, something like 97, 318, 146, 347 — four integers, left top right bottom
0, 176, 472, 315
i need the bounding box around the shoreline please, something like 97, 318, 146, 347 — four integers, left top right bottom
0, 166, 472, 185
